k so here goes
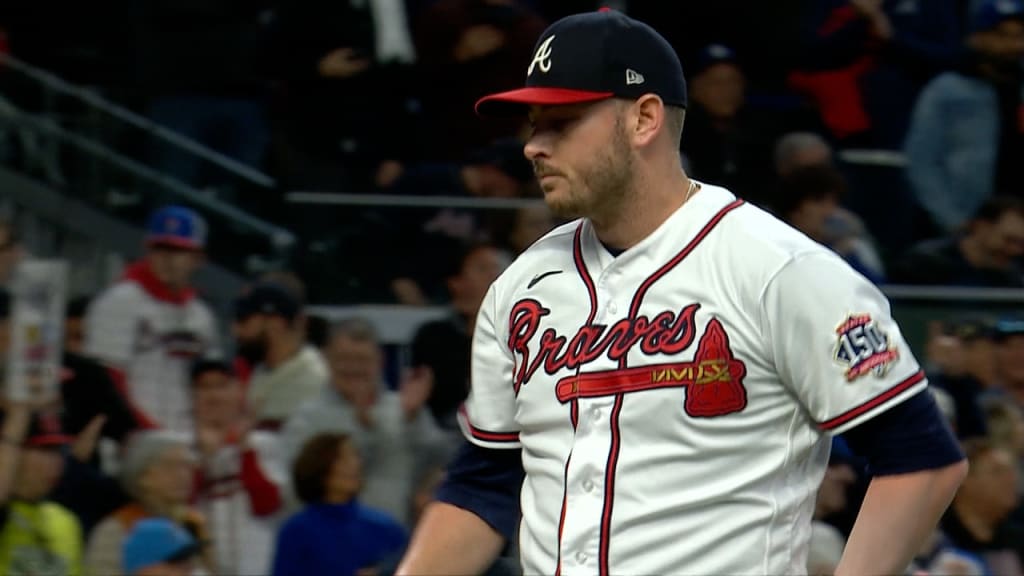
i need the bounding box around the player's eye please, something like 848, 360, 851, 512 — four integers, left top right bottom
533, 116, 574, 135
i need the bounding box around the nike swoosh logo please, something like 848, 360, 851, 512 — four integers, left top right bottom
528, 270, 563, 289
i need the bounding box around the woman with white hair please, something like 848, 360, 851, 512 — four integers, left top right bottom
85, 430, 210, 575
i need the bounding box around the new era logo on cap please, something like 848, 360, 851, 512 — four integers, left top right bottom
475, 9, 687, 116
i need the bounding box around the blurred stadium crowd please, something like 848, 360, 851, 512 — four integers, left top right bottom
0, 0, 1023, 574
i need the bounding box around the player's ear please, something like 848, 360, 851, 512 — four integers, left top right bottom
630, 94, 663, 148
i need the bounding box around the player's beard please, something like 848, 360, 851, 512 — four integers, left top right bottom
236, 333, 268, 365
542, 116, 634, 221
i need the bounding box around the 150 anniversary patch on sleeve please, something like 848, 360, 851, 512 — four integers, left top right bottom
833, 314, 900, 381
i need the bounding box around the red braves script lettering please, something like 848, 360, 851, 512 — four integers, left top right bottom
554, 318, 748, 417
508, 299, 700, 393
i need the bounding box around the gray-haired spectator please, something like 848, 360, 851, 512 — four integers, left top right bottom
280, 317, 450, 526
85, 430, 211, 576
774, 131, 833, 178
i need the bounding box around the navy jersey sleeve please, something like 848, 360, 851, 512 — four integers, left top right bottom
843, 390, 965, 476
434, 441, 525, 541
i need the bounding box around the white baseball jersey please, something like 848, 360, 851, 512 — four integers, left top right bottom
459, 183, 928, 576
193, 431, 287, 576
85, 272, 221, 432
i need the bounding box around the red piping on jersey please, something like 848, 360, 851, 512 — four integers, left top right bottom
555, 224, 598, 576
122, 260, 196, 305
819, 370, 926, 430
627, 199, 745, 322
598, 197, 745, 576
553, 451, 572, 576
458, 405, 520, 443
599, 394, 624, 576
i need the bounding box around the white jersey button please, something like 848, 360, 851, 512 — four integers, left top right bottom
575, 551, 588, 564
591, 407, 601, 419
582, 479, 595, 492
608, 302, 618, 314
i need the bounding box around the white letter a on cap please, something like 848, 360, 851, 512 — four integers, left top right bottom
528, 35, 555, 76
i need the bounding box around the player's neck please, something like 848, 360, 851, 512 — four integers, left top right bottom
591, 171, 695, 251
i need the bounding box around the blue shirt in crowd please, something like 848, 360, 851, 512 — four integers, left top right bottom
272, 501, 408, 576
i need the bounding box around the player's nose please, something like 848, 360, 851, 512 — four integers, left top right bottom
523, 133, 549, 162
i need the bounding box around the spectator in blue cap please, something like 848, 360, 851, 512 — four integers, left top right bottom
83, 204, 221, 432
122, 518, 201, 576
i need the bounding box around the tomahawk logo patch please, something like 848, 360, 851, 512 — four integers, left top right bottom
833, 314, 899, 381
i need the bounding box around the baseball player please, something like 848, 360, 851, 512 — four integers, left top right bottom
85, 205, 221, 432
397, 10, 968, 576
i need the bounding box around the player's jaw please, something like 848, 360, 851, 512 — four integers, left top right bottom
528, 107, 635, 221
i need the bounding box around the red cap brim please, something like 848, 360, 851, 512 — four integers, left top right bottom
475, 87, 615, 117
146, 236, 203, 251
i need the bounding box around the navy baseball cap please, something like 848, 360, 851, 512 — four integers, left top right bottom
693, 43, 740, 76
233, 282, 301, 321
972, 0, 1024, 32
189, 357, 235, 383
146, 205, 207, 251
475, 8, 687, 117
123, 518, 200, 574
946, 315, 997, 341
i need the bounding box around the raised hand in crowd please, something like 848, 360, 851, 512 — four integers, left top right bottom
849, 0, 893, 40
317, 47, 372, 79
454, 24, 508, 62
400, 366, 434, 422
70, 414, 107, 463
